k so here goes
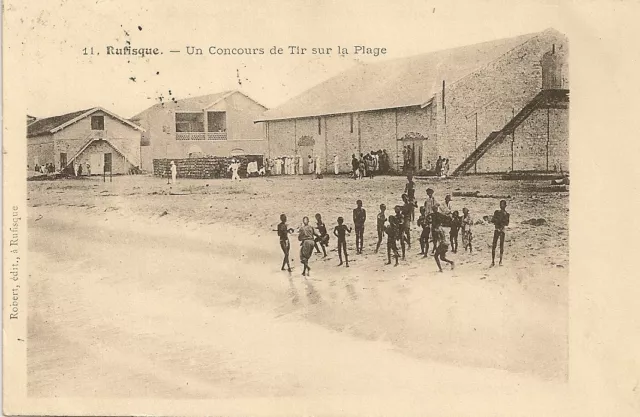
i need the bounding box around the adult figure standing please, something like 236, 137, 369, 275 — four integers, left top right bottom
351, 154, 359, 179
228, 159, 240, 181
382, 149, 390, 173
314, 155, 321, 177
170, 161, 177, 184
308, 155, 314, 175
435, 156, 443, 177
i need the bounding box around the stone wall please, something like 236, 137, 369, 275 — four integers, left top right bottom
265, 106, 434, 174
436, 29, 568, 172
27, 135, 55, 169
476, 107, 569, 173
153, 155, 264, 179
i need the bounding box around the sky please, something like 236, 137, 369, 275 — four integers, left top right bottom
8, 0, 572, 119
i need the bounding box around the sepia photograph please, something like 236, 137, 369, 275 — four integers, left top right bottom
3, 1, 640, 416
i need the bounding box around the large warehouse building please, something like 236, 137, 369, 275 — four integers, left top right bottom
256, 28, 569, 175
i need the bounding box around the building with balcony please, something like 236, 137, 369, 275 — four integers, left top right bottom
131, 90, 268, 172
27, 107, 144, 175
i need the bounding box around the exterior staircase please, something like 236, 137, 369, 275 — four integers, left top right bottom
452, 88, 569, 176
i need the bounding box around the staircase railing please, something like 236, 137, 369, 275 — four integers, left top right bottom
452, 89, 568, 176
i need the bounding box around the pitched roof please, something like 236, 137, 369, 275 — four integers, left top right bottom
257, 29, 550, 122
27, 107, 144, 137
131, 90, 267, 120
27, 109, 92, 137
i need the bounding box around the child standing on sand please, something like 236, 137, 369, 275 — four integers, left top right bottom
462, 207, 473, 253
353, 200, 367, 254
424, 188, 437, 253
277, 214, 295, 272
298, 216, 316, 276
375, 204, 387, 254
394, 205, 406, 260
491, 200, 510, 267
314, 213, 329, 257
334, 217, 352, 267
401, 194, 416, 249
417, 206, 430, 255
450, 210, 461, 253
404, 174, 416, 221
385, 216, 400, 266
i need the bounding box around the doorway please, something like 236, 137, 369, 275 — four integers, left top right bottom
403, 141, 424, 172
90, 153, 103, 175
59, 153, 67, 170
104, 153, 113, 173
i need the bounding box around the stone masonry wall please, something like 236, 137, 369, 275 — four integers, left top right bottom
266, 106, 435, 174
436, 29, 568, 172
475, 107, 569, 173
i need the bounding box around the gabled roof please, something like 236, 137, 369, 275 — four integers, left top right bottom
257, 29, 558, 122
27, 107, 144, 138
27, 109, 92, 137
131, 90, 267, 120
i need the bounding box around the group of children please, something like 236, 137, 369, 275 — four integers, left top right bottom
276, 174, 510, 276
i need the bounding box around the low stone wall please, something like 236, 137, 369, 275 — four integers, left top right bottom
153, 155, 263, 179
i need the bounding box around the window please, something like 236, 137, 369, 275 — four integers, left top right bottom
318, 117, 322, 135
207, 112, 226, 132
350, 114, 354, 133
140, 132, 151, 146
175, 112, 204, 132
91, 115, 105, 130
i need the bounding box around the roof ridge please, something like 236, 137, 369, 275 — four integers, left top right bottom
359, 29, 542, 70
448, 32, 543, 90
259, 28, 562, 121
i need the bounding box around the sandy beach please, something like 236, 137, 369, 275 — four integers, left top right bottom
27, 173, 569, 403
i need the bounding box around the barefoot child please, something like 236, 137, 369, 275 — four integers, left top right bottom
276, 214, 295, 272
462, 207, 473, 253
401, 194, 417, 248
385, 216, 400, 266
353, 200, 367, 254
394, 205, 406, 260
450, 210, 461, 253
417, 206, 430, 255
298, 216, 316, 276
314, 213, 329, 257
433, 224, 455, 272
491, 200, 510, 266
404, 175, 416, 221
424, 188, 438, 254
334, 217, 352, 267
375, 204, 387, 253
